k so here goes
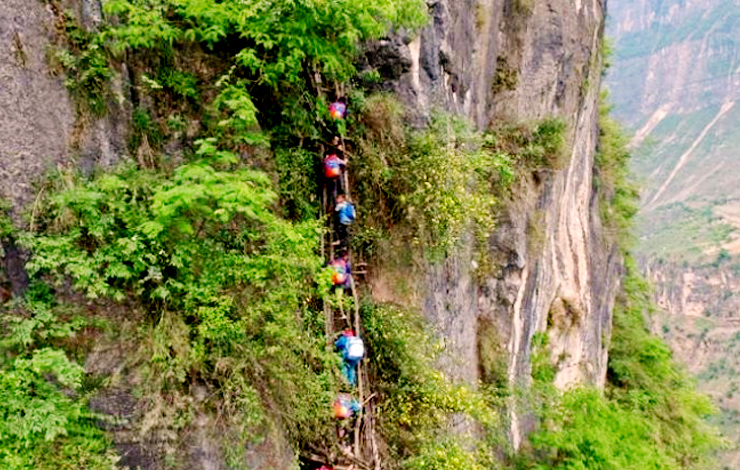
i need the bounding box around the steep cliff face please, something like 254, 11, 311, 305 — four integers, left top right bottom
1, 0, 615, 466
0, 0, 127, 212
4, 0, 612, 394
368, 0, 614, 401
0, 0, 74, 209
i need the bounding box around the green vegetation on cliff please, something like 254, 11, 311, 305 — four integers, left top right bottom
0, 1, 724, 469
523, 261, 722, 470
0, 295, 118, 470
514, 96, 723, 470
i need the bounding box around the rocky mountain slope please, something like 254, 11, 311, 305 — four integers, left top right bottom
0, 0, 720, 469
608, 0, 740, 465
608, 0, 740, 262
645, 258, 740, 468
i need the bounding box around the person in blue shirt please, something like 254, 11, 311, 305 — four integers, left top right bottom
333, 193, 355, 249
334, 328, 364, 386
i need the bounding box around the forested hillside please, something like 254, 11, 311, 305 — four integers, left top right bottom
0, 0, 723, 469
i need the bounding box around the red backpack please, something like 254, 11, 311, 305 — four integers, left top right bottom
324, 154, 342, 178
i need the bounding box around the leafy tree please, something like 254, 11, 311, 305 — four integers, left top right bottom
0, 299, 118, 470
101, 0, 427, 142
21, 149, 339, 450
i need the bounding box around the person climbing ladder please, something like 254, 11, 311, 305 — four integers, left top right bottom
333, 193, 355, 250
334, 328, 365, 387
329, 251, 352, 291
329, 97, 348, 120
324, 146, 347, 202
312, 89, 379, 470
333, 392, 362, 462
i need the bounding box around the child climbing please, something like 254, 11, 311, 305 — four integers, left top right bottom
333, 392, 361, 459
333, 193, 355, 249
329, 97, 348, 120
328, 98, 348, 135
333, 392, 362, 419
334, 328, 365, 386
324, 146, 347, 202
312, 88, 374, 470
329, 251, 352, 290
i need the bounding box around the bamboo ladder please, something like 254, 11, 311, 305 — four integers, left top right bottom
314, 77, 380, 470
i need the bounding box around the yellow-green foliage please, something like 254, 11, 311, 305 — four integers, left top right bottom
361, 302, 498, 469
403, 438, 490, 470
353, 96, 515, 258
492, 57, 519, 95
512, 0, 535, 16
595, 92, 639, 245
486, 117, 570, 171
351, 102, 568, 262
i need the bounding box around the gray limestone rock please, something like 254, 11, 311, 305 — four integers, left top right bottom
368, 0, 615, 446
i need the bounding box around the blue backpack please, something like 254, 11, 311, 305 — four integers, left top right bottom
337, 202, 355, 224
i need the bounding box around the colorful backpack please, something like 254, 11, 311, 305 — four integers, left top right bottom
333, 393, 361, 419
329, 101, 347, 120
337, 201, 356, 224
331, 259, 348, 285
324, 154, 342, 179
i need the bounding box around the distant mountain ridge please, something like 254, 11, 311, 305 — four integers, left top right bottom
608, 0, 740, 263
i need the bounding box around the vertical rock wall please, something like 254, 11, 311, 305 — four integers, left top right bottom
0, 0, 126, 213
369, 0, 616, 403
3, 0, 617, 463
0, 0, 75, 210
